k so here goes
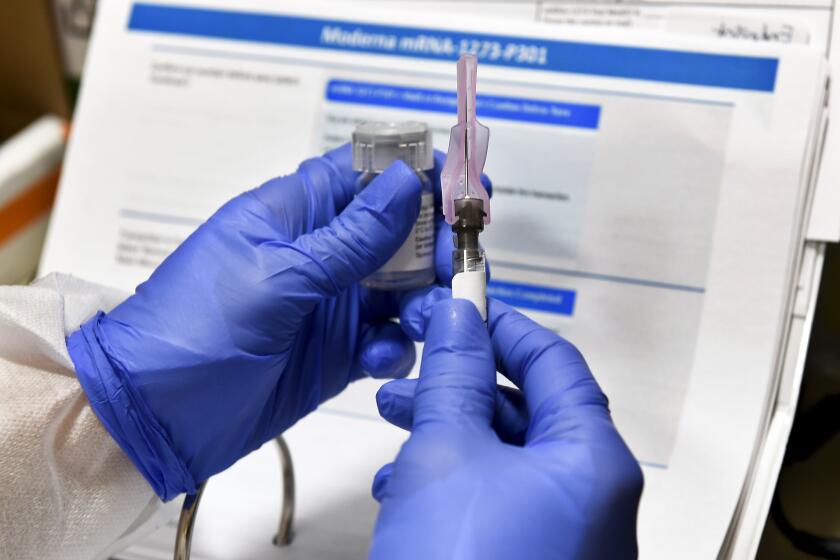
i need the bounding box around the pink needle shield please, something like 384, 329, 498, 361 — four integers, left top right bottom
440, 54, 491, 225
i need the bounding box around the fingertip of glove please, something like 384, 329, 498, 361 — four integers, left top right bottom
399, 286, 451, 341
419, 299, 493, 376
372, 462, 394, 502
375, 382, 399, 424
351, 160, 422, 237
430, 298, 485, 331
374, 383, 393, 415
375, 378, 416, 414
375, 160, 422, 196
418, 299, 489, 366
361, 324, 416, 379
376, 378, 418, 433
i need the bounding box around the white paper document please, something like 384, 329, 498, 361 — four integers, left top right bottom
40, 1, 829, 558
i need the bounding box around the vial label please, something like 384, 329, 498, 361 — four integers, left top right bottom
378, 192, 435, 273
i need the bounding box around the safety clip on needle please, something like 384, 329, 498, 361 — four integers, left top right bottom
440, 54, 491, 321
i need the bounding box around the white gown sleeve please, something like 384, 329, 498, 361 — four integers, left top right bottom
0, 273, 168, 560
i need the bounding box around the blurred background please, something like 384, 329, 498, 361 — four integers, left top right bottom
2, 2, 839, 558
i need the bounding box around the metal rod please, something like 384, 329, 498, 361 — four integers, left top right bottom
173, 482, 206, 560
171, 435, 296, 558
273, 435, 296, 546
464, 75, 470, 199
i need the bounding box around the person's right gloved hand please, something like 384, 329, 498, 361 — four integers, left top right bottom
370, 294, 644, 559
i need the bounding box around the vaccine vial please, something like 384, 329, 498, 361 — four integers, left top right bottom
352, 122, 436, 290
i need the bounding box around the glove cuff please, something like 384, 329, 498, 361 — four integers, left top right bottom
67, 312, 197, 501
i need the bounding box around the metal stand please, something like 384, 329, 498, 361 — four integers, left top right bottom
173, 482, 205, 560
273, 436, 296, 545
173, 435, 296, 560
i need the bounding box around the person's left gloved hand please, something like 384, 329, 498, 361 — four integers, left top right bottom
66, 144, 463, 500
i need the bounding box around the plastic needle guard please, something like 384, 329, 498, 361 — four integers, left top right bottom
440, 54, 491, 225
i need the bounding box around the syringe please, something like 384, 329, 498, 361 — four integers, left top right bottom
440, 54, 491, 320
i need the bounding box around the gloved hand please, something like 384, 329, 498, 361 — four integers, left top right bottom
66, 145, 476, 500
371, 294, 644, 559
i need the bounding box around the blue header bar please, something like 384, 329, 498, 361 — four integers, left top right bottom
487, 280, 576, 316
326, 80, 600, 129
129, 3, 778, 92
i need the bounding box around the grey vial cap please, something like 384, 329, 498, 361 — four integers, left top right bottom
352, 121, 434, 173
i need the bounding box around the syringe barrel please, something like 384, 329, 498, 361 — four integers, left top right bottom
451, 198, 487, 320
451, 198, 485, 272
453, 246, 485, 275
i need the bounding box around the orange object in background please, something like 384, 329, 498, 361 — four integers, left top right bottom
0, 166, 60, 247
0, 116, 67, 284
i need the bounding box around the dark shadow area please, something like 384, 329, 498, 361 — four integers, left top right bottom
758, 243, 840, 559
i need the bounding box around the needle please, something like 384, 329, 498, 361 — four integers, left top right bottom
464, 80, 470, 199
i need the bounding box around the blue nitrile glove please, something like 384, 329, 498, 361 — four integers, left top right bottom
370, 294, 644, 559
65, 145, 486, 501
